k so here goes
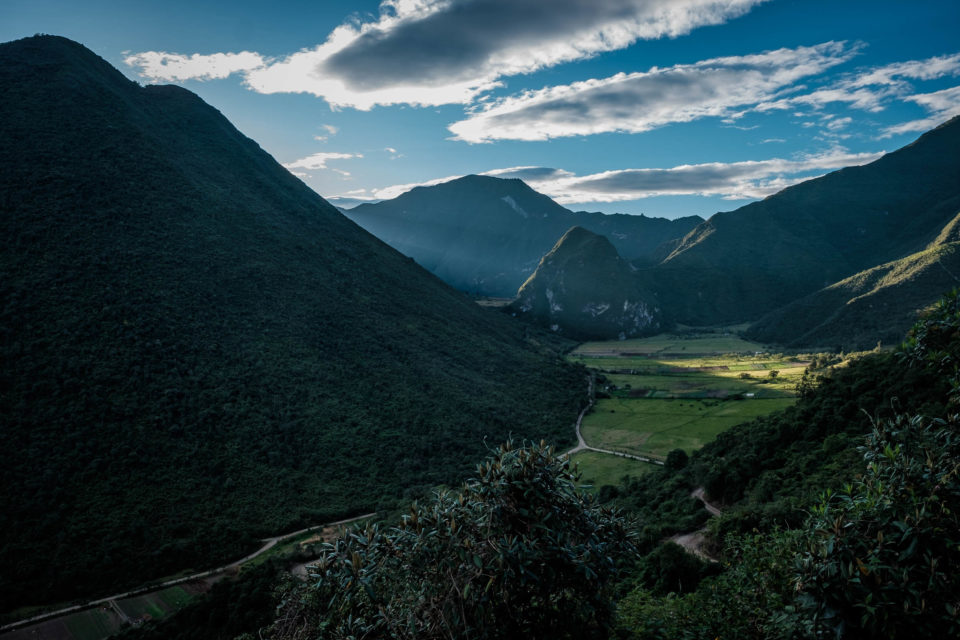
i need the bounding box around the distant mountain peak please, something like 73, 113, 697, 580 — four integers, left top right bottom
345, 177, 701, 296
510, 226, 664, 340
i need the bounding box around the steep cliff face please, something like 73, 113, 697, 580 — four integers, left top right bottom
510, 227, 664, 340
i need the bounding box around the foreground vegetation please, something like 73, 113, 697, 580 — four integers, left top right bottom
113, 292, 960, 640
613, 290, 960, 638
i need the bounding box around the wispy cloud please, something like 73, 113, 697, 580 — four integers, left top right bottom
448, 42, 856, 142
756, 52, 960, 114
123, 51, 264, 81
313, 124, 340, 142
282, 151, 362, 171
881, 84, 960, 137
524, 149, 884, 202
126, 0, 766, 109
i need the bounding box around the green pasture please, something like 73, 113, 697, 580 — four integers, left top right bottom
117, 593, 167, 620
63, 608, 121, 640
581, 397, 795, 459
572, 332, 766, 356
600, 365, 802, 399
570, 450, 656, 489
155, 585, 194, 610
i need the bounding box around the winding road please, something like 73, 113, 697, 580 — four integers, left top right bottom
0, 513, 375, 634
565, 375, 665, 466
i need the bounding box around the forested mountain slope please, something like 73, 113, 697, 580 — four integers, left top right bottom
747, 229, 960, 350
641, 117, 960, 324
0, 35, 585, 610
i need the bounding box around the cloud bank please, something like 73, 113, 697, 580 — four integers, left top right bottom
126, 0, 766, 109
344, 148, 884, 206
519, 149, 885, 202
448, 42, 856, 142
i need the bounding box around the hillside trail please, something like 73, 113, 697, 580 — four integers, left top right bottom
669, 488, 724, 562
563, 374, 720, 561
0, 513, 374, 634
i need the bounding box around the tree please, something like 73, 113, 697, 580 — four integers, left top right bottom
795, 413, 960, 639
665, 448, 689, 471
269, 441, 638, 640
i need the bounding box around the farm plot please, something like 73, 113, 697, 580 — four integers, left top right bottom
581, 397, 795, 460
570, 450, 656, 490
568, 330, 809, 463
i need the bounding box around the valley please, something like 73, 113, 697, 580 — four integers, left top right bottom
565, 330, 811, 488
2, 21, 958, 640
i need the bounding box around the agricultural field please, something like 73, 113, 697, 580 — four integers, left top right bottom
570, 450, 655, 489
569, 330, 811, 471
582, 397, 796, 460
3, 607, 122, 640
115, 584, 200, 622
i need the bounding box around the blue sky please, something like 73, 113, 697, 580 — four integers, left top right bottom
3, 0, 959, 219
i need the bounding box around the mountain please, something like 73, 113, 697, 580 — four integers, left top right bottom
508, 227, 664, 340
642, 117, 960, 324
345, 175, 702, 296
746, 213, 960, 350
0, 35, 586, 610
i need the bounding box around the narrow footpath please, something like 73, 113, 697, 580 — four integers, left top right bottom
1, 513, 375, 633
669, 488, 724, 561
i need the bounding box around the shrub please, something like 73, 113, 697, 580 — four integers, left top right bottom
269, 441, 638, 640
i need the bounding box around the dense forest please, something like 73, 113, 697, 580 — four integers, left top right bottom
126, 291, 960, 639
0, 35, 586, 613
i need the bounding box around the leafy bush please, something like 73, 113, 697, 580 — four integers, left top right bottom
269, 441, 638, 640
795, 414, 960, 639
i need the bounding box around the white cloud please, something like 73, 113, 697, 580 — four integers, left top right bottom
282, 151, 363, 171
850, 53, 960, 87
530, 149, 885, 202
448, 42, 855, 142
127, 0, 767, 109
825, 116, 852, 131
313, 124, 340, 142
361, 149, 884, 205
756, 51, 960, 114
881, 84, 960, 137
122, 51, 264, 81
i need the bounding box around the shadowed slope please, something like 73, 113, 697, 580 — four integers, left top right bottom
346, 175, 701, 296
0, 35, 584, 610
643, 117, 960, 324
509, 227, 664, 340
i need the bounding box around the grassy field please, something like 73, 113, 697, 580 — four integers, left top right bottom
572, 332, 765, 356
62, 608, 121, 640
568, 330, 806, 471
116, 585, 198, 621
570, 450, 657, 489
581, 397, 795, 459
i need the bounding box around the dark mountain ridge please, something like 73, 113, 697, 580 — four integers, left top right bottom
746, 212, 960, 349
644, 116, 960, 324
0, 35, 584, 609
346, 174, 702, 296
